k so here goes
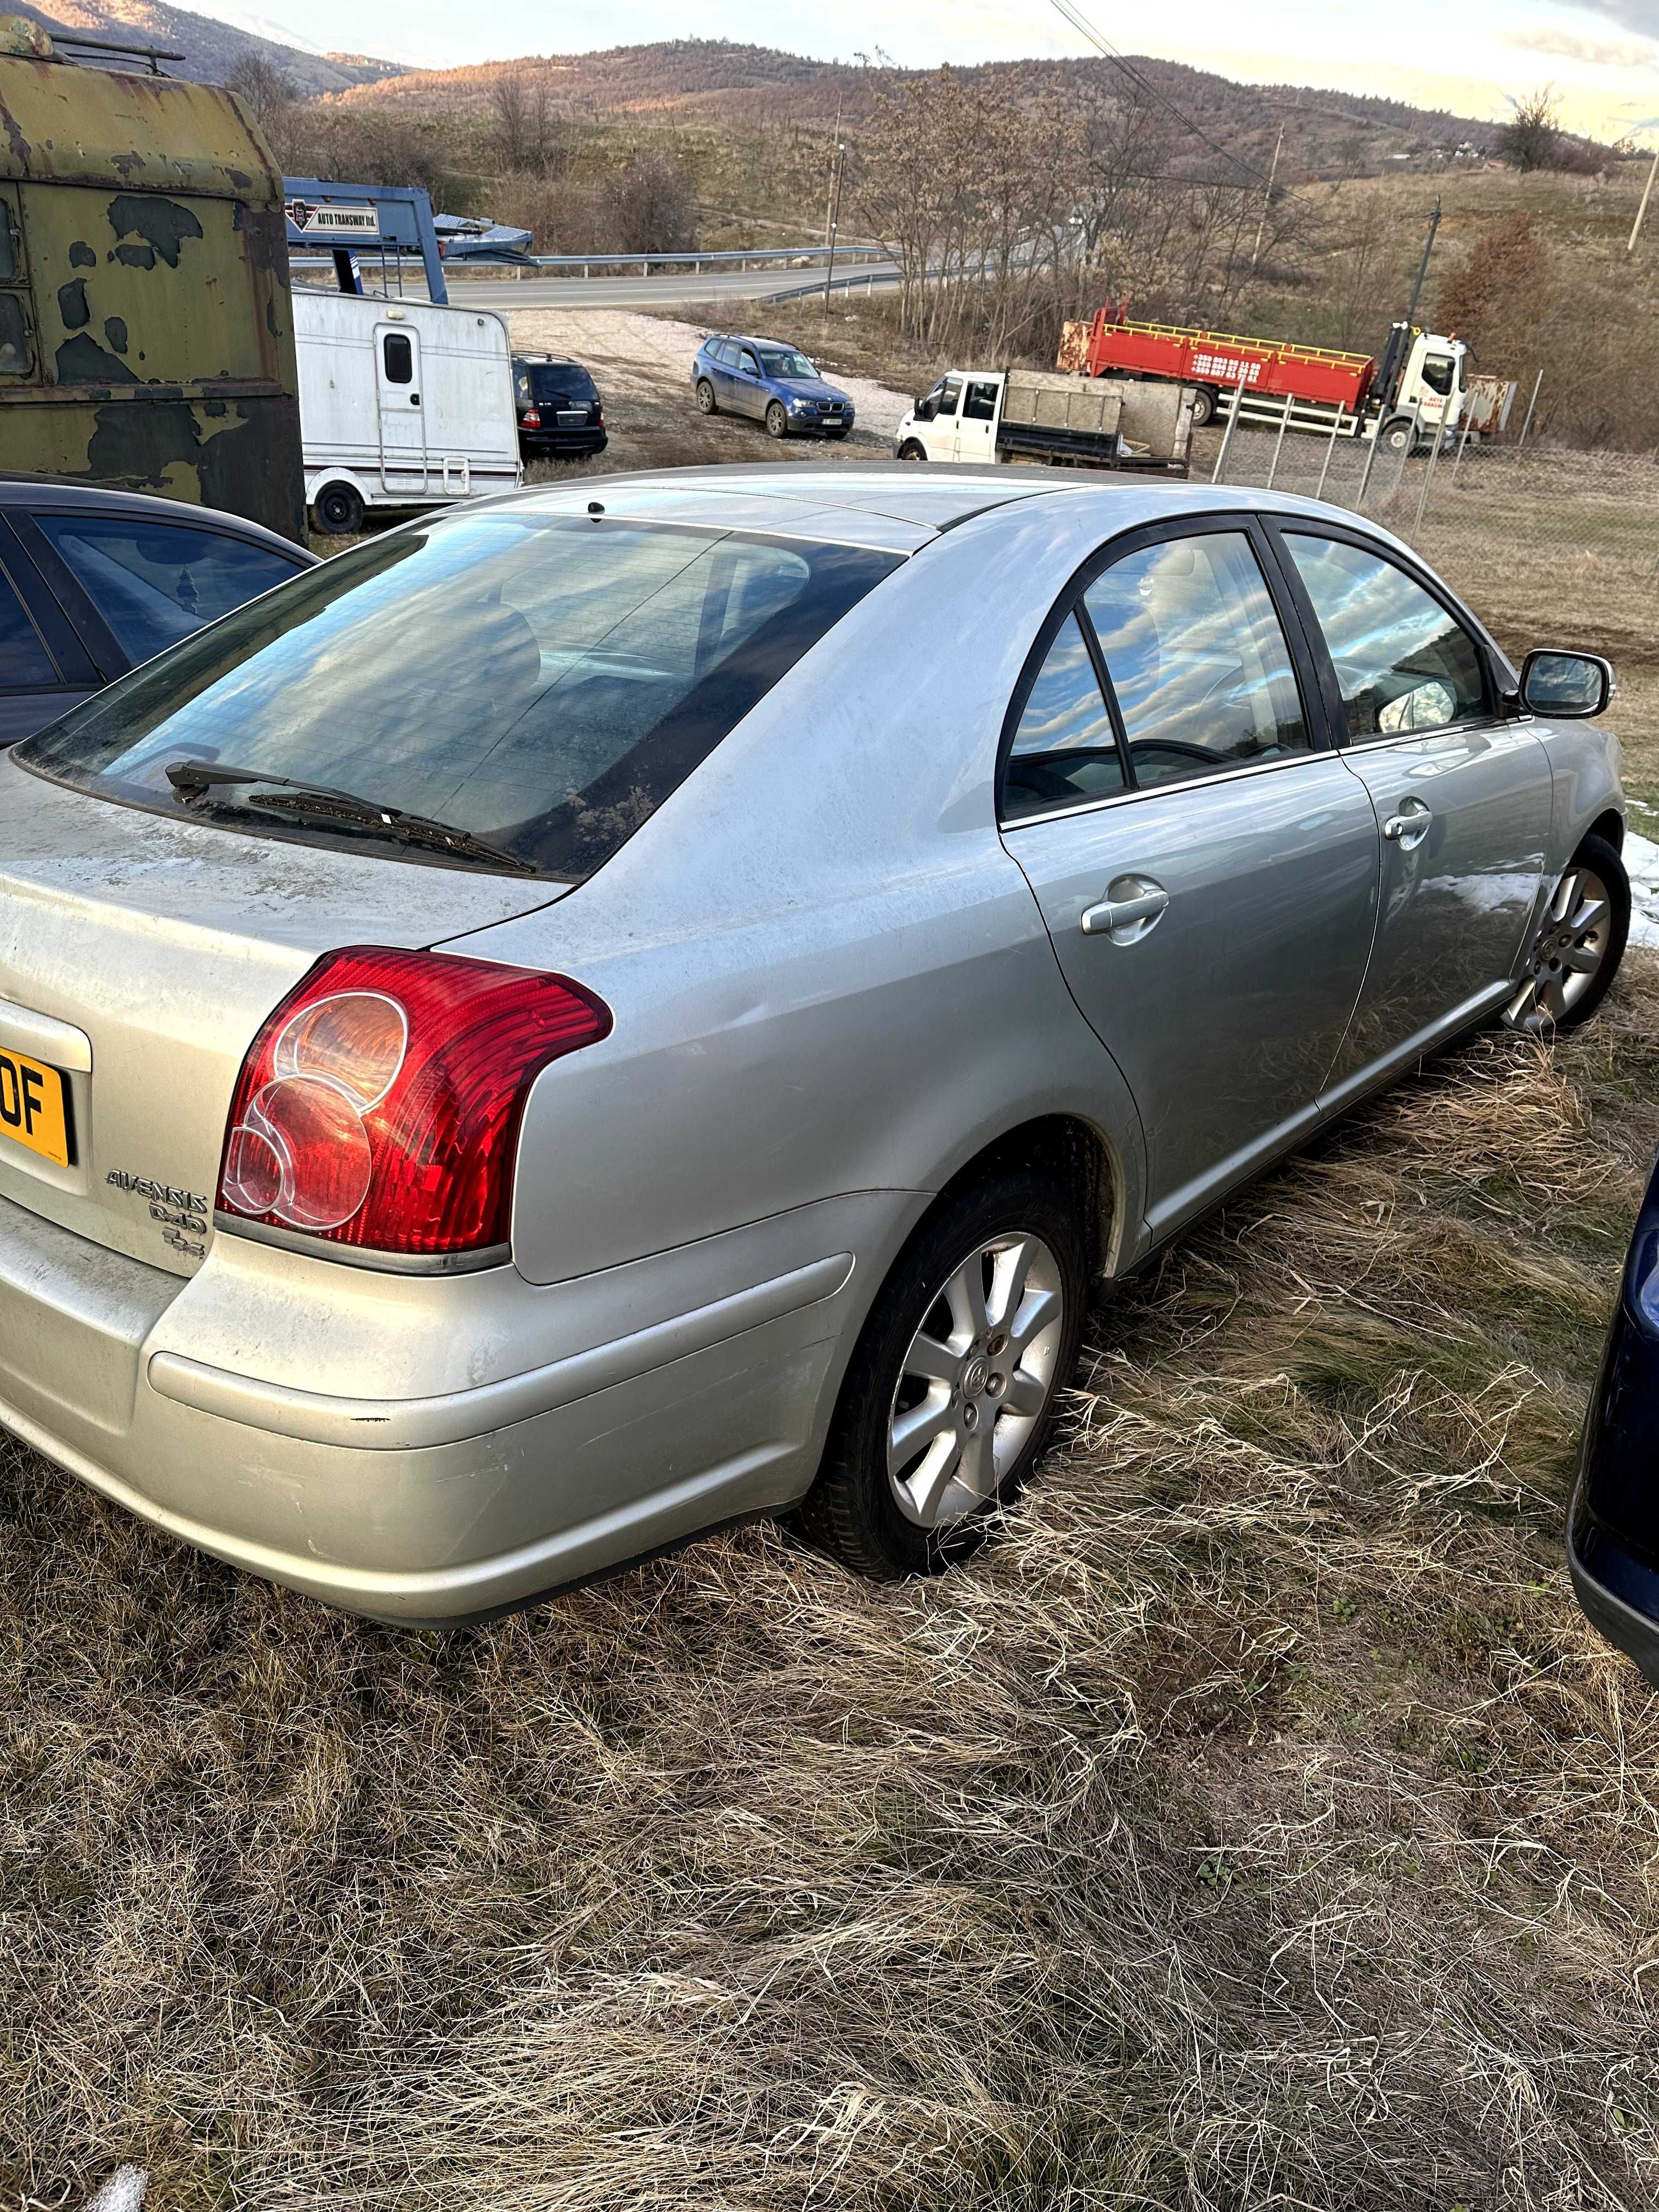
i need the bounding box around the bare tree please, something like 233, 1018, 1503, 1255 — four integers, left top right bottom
225, 54, 297, 167
1498, 84, 1561, 174
603, 153, 698, 253
490, 69, 569, 180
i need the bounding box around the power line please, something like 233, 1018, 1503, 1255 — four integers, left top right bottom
1045, 0, 1269, 189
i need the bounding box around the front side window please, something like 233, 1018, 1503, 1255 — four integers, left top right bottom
1084, 532, 1310, 789
738, 349, 760, 377
936, 376, 963, 419
962, 380, 998, 422
1284, 533, 1485, 738
0, 563, 58, 691
382, 332, 414, 385
1003, 612, 1124, 821
18, 514, 900, 881
1420, 354, 1455, 397
35, 515, 303, 665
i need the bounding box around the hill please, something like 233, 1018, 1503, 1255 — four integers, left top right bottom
9, 0, 402, 96
319, 37, 1528, 183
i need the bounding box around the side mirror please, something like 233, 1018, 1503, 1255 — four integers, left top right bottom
913, 398, 935, 422
1521, 649, 1615, 719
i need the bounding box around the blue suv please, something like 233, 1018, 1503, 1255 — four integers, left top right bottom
692, 335, 855, 441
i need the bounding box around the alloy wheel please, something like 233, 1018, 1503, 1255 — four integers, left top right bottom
887, 1231, 1066, 1528
1506, 864, 1612, 1031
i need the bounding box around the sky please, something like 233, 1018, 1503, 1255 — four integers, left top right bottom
208, 0, 1659, 145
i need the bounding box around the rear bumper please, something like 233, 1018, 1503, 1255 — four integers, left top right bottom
519, 429, 607, 457
1567, 1498, 1659, 1688
0, 1188, 917, 1622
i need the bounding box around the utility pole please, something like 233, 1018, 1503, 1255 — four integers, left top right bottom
821, 112, 845, 325
823, 98, 842, 249
1248, 123, 1284, 275
1403, 195, 1441, 331
1629, 143, 1658, 255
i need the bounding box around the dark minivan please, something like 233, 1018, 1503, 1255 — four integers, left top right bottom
511, 356, 607, 461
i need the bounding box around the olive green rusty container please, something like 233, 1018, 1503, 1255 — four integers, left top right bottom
0, 18, 304, 541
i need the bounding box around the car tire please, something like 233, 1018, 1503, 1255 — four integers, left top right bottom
696, 378, 718, 415
897, 440, 927, 462
765, 400, 790, 439
798, 1167, 1087, 1581
1504, 831, 1630, 1035
1190, 385, 1218, 428
313, 482, 365, 535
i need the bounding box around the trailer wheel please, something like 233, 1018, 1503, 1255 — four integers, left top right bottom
313, 482, 365, 535
1189, 386, 1218, 428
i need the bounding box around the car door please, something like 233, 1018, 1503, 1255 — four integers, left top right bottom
376, 323, 426, 479
1268, 524, 1553, 1092
928, 376, 964, 460
733, 346, 768, 419
706, 339, 735, 407
955, 377, 1000, 464
999, 517, 1380, 1243
0, 517, 100, 741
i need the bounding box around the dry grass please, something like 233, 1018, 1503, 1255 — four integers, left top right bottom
5, 963, 1659, 2208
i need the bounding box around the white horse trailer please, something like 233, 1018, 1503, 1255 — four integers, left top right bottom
294, 290, 521, 534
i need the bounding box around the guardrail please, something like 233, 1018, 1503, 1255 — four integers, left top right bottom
492, 243, 887, 276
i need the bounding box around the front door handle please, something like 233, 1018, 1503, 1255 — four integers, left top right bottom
1081, 880, 1169, 940
1382, 797, 1432, 849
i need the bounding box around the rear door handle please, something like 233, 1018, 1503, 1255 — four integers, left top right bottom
1382, 798, 1431, 849
1081, 882, 1169, 939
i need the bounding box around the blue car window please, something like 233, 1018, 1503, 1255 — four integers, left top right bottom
0, 560, 57, 691
739, 349, 760, 376
34, 515, 302, 667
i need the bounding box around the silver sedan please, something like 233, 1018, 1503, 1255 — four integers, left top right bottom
0, 466, 1628, 1620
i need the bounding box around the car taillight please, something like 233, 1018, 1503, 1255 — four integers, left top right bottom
216, 947, 611, 1262
520, 406, 541, 428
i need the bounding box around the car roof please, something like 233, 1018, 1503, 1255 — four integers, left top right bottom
493, 463, 1387, 556
0, 474, 314, 560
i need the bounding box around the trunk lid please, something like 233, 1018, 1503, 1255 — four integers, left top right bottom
0, 755, 562, 1276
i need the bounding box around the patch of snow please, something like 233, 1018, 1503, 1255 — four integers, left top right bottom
81, 2169, 146, 2212
1623, 831, 1659, 950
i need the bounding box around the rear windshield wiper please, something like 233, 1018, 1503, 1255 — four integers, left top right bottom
163, 758, 536, 876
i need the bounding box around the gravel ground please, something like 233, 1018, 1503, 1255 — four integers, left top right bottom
501, 306, 914, 463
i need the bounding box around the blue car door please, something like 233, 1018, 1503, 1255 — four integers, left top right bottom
735, 346, 765, 419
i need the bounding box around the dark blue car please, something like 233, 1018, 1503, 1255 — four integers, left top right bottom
1572, 1149, 1659, 1684
692, 335, 855, 441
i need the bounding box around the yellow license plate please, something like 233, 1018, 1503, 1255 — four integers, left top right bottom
0, 1045, 73, 1167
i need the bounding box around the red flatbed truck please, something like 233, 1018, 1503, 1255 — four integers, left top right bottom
1059, 306, 1474, 450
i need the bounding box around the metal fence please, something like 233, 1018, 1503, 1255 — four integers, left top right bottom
1204, 411, 1659, 673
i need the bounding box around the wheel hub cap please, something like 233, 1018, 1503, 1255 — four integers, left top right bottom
886, 1231, 1066, 1530
1505, 864, 1612, 1033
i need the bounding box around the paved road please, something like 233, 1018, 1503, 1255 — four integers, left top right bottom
441, 260, 900, 312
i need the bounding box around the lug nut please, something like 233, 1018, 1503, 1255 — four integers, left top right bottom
963, 1403, 979, 1432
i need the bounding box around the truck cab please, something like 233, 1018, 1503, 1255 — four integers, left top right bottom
1379, 329, 1469, 447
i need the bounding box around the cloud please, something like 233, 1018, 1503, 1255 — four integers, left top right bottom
1551, 0, 1659, 42
1502, 22, 1658, 65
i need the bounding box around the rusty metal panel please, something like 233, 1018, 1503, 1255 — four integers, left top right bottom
0, 53, 304, 541
1056, 320, 1091, 376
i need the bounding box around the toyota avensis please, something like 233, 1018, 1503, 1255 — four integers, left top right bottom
0, 465, 1627, 1622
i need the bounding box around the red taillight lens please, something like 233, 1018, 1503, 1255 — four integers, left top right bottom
216, 948, 611, 1261
520, 405, 541, 428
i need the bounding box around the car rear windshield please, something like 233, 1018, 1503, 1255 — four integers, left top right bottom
16, 511, 901, 881
521, 362, 596, 405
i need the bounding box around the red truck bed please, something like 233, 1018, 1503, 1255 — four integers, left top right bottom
1060, 309, 1376, 412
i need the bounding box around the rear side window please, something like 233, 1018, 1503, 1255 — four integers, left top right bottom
962, 380, 997, 422
19, 514, 901, 881
0, 563, 57, 691
34, 515, 302, 666
1284, 533, 1485, 737
1084, 533, 1309, 788
1003, 613, 1124, 820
